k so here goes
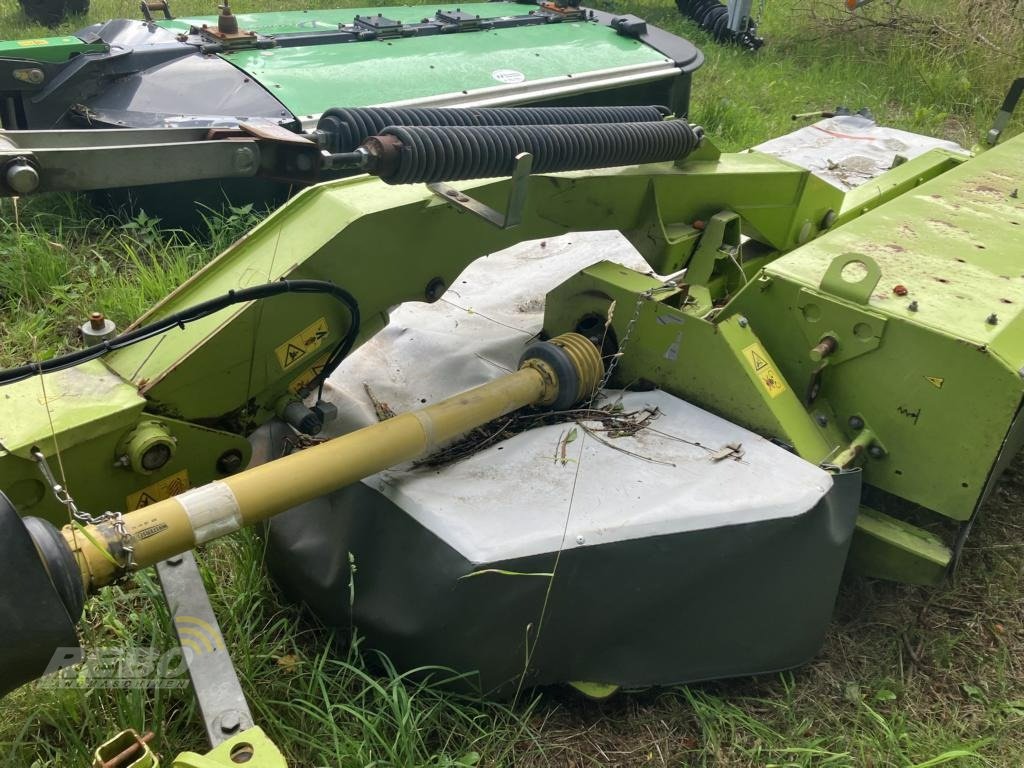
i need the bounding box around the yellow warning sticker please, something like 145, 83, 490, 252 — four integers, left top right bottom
288, 352, 330, 394
275, 317, 329, 371
925, 376, 944, 389
742, 342, 788, 399
17, 39, 49, 46
126, 469, 190, 511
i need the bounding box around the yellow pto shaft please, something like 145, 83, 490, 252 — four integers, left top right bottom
63, 333, 602, 592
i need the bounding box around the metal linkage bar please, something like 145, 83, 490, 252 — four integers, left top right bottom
156, 552, 254, 748
0, 122, 322, 196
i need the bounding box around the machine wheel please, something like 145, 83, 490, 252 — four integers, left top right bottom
18, 0, 89, 26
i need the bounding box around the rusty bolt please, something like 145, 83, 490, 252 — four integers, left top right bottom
809, 335, 838, 362
89, 311, 106, 330
987, 313, 999, 326
893, 284, 908, 297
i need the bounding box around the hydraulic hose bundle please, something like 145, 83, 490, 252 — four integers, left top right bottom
316, 104, 672, 153
675, 0, 763, 50
328, 119, 704, 185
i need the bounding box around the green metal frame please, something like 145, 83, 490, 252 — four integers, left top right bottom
0, 137, 976, 578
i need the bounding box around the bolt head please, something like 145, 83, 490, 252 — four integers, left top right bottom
575, 535, 585, 545
216, 449, 244, 475
848, 415, 864, 430
737, 316, 749, 328
868, 444, 885, 459
218, 709, 242, 734
5, 161, 39, 195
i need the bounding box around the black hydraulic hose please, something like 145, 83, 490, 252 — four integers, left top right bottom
0, 280, 360, 387
675, 0, 763, 49
316, 104, 672, 153
363, 119, 703, 184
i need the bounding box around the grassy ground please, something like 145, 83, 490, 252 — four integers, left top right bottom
1, 0, 1024, 766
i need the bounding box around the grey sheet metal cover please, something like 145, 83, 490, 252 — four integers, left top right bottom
263, 232, 862, 692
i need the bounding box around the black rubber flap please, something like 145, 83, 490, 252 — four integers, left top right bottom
0, 493, 80, 697
266, 468, 862, 695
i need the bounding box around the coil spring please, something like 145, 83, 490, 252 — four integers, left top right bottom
373, 120, 702, 185
318, 104, 671, 153
675, 0, 763, 49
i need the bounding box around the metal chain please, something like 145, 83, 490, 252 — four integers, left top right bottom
31, 448, 135, 577
598, 281, 678, 391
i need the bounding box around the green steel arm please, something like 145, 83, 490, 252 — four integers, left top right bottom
0, 146, 959, 525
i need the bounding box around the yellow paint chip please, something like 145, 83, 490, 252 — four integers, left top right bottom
925, 376, 944, 389
742, 342, 787, 399
126, 469, 190, 511
275, 317, 329, 370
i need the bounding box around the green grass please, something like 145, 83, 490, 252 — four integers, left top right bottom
2, 0, 1024, 765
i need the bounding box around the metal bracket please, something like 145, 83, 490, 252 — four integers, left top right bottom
156, 552, 254, 749
427, 152, 532, 229
686, 210, 742, 287
795, 286, 886, 366
819, 252, 881, 305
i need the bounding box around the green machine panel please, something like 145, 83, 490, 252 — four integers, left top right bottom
728, 134, 1024, 528
160, 5, 676, 119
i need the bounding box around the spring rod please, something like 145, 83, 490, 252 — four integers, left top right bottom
316, 104, 672, 153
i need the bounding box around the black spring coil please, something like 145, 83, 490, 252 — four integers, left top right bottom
375, 120, 703, 185
318, 104, 671, 153
675, 0, 763, 49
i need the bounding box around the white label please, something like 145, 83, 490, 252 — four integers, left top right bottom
178, 482, 242, 545
491, 69, 526, 85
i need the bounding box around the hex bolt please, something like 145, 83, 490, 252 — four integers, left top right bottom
219, 709, 242, 735
737, 316, 748, 328
867, 444, 886, 459
848, 415, 865, 431
908, 300, 919, 312
89, 312, 106, 330
986, 313, 999, 326
809, 336, 838, 362
814, 413, 828, 427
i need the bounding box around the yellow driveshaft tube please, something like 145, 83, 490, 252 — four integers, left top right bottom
63, 333, 603, 592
